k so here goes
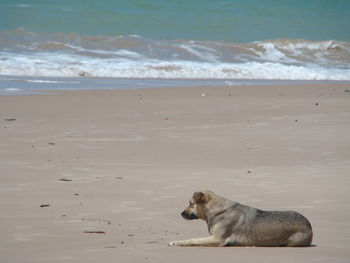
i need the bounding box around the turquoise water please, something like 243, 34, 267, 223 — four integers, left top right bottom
0, 0, 350, 81
1, 0, 350, 42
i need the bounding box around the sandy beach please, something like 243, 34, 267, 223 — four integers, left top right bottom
1, 83, 350, 262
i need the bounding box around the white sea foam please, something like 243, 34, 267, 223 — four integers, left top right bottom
27, 80, 60, 84
178, 43, 220, 62
254, 40, 350, 67
26, 79, 80, 84
0, 35, 349, 80
4, 88, 22, 92
61, 43, 145, 58
257, 42, 289, 61
0, 51, 349, 80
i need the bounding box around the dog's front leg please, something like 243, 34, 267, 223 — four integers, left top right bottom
169, 236, 221, 247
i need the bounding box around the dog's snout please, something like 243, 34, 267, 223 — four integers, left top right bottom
181, 210, 198, 220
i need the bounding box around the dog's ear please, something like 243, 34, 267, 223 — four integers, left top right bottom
193, 191, 209, 204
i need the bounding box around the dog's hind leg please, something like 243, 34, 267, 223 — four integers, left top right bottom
287, 231, 313, 247
169, 236, 222, 247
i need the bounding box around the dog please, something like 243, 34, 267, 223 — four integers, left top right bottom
169, 190, 313, 247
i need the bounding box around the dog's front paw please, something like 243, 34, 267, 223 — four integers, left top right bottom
168, 241, 179, 246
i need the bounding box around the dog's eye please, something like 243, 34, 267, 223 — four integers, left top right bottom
189, 200, 194, 206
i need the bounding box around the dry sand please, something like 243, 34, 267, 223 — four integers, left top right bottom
0, 84, 350, 262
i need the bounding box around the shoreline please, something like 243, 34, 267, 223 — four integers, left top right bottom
1, 75, 350, 95
1, 83, 350, 262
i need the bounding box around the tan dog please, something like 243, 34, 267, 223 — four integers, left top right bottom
169, 190, 313, 247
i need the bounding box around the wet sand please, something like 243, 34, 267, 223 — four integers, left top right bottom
1, 84, 350, 262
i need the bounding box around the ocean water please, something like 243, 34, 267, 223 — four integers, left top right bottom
0, 0, 350, 82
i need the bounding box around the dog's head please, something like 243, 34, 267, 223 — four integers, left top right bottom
181, 191, 212, 220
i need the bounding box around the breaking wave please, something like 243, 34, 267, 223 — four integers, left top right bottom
0, 30, 349, 80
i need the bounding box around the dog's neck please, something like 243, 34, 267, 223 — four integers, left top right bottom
204, 199, 239, 230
